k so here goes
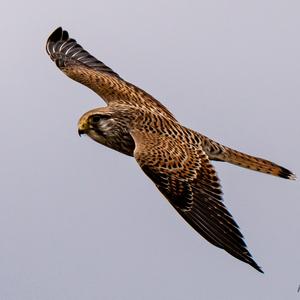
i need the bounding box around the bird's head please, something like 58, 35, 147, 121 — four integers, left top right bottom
77, 108, 117, 140
77, 107, 134, 156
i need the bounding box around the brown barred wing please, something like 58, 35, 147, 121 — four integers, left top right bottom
132, 131, 263, 273
46, 27, 124, 104
46, 27, 176, 121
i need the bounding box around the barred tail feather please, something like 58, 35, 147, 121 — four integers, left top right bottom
220, 148, 296, 180
201, 136, 296, 180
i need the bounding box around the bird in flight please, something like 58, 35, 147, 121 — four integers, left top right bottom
46, 27, 295, 273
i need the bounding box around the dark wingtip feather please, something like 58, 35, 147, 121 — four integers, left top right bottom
48, 27, 63, 42
46, 27, 65, 55
229, 245, 264, 273
278, 167, 296, 180
45, 27, 120, 77
249, 259, 264, 273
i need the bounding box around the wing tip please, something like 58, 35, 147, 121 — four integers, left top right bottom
249, 259, 264, 273
46, 27, 69, 55
45, 27, 121, 77
231, 246, 264, 273
47, 27, 66, 43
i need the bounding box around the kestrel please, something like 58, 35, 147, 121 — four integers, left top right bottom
46, 27, 296, 273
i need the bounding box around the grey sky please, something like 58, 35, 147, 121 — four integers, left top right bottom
1, 0, 299, 299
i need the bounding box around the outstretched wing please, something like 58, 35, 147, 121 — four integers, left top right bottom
46, 27, 175, 120
132, 130, 263, 273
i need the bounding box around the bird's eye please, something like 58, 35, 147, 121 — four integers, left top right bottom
90, 115, 101, 123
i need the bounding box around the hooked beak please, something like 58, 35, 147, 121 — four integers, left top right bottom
78, 128, 85, 137
78, 120, 89, 137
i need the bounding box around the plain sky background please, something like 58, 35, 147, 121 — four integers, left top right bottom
1, 1, 299, 299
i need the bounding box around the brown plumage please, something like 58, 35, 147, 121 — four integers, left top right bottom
46, 27, 296, 273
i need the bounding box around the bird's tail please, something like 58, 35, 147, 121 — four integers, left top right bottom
201, 135, 296, 180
